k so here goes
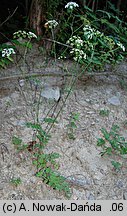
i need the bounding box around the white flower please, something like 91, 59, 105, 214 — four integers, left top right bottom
13, 30, 37, 39
70, 48, 87, 62
83, 25, 93, 32
2, 48, 15, 57
58, 56, 66, 59
65, 2, 79, 10
44, 20, 58, 29
67, 36, 83, 48
13, 30, 27, 38
27, 32, 37, 39
83, 25, 95, 39
116, 41, 125, 51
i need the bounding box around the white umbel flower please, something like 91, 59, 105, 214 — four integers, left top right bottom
27, 32, 37, 39
13, 30, 37, 39
2, 48, 15, 57
44, 20, 58, 29
65, 2, 79, 10
67, 36, 83, 48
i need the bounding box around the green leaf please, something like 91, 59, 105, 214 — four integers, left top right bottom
26, 122, 41, 130
23, 41, 32, 49
0, 60, 6, 68
101, 128, 110, 140
111, 161, 122, 170
120, 147, 127, 155
72, 113, 80, 121
43, 118, 58, 124
7, 56, 14, 62
36, 170, 43, 177
12, 39, 22, 46
105, 147, 112, 155
50, 152, 60, 159
97, 138, 105, 146
68, 133, 76, 140
97, 10, 111, 19
12, 136, 22, 145
70, 121, 77, 128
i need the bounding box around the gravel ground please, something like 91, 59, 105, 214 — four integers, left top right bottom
0, 50, 127, 200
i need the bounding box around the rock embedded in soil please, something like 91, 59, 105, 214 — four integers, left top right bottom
66, 175, 92, 187
41, 86, 60, 101
123, 192, 127, 200
108, 96, 121, 106
86, 192, 95, 200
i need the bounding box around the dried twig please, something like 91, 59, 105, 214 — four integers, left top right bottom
0, 7, 18, 27
0, 143, 9, 161
0, 70, 127, 82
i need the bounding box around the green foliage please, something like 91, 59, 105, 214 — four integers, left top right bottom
12, 136, 28, 151
0, 30, 37, 69
26, 122, 51, 148
0, 44, 15, 68
67, 112, 80, 140
47, 2, 127, 70
119, 79, 127, 91
45, 0, 63, 18
12, 122, 71, 197
12, 136, 22, 145
97, 124, 127, 170
99, 109, 110, 117
34, 152, 71, 197
10, 177, 22, 187
43, 117, 58, 124
111, 161, 122, 171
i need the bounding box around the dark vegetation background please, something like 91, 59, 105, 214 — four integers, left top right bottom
0, 0, 127, 43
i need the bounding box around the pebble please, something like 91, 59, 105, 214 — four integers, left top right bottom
116, 180, 124, 189
108, 96, 121, 106
16, 120, 26, 126
86, 192, 95, 200
123, 192, 127, 200
66, 175, 92, 187
8, 191, 25, 200
85, 99, 90, 103
41, 86, 60, 101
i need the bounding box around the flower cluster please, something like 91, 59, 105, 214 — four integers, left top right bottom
27, 31, 37, 39
13, 30, 37, 39
83, 25, 103, 40
67, 36, 83, 48
67, 36, 86, 62
65, 2, 79, 10
44, 20, 58, 29
70, 48, 86, 61
58, 55, 67, 60
83, 24, 125, 52
2, 48, 15, 58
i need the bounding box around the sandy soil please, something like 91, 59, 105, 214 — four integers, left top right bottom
0, 47, 127, 200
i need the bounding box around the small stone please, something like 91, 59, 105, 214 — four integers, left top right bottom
41, 86, 60, 101
19, 79, 25, 87
67, 175, 92, 187
16, 120, 26, 126
116, 180, 124, 189
85, 99, 90, 103
87, 192, 95, 200
108, 96, 121, 106
123, 192, 127, 200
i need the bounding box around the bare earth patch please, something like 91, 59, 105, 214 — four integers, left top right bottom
0, 51, 127, 200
